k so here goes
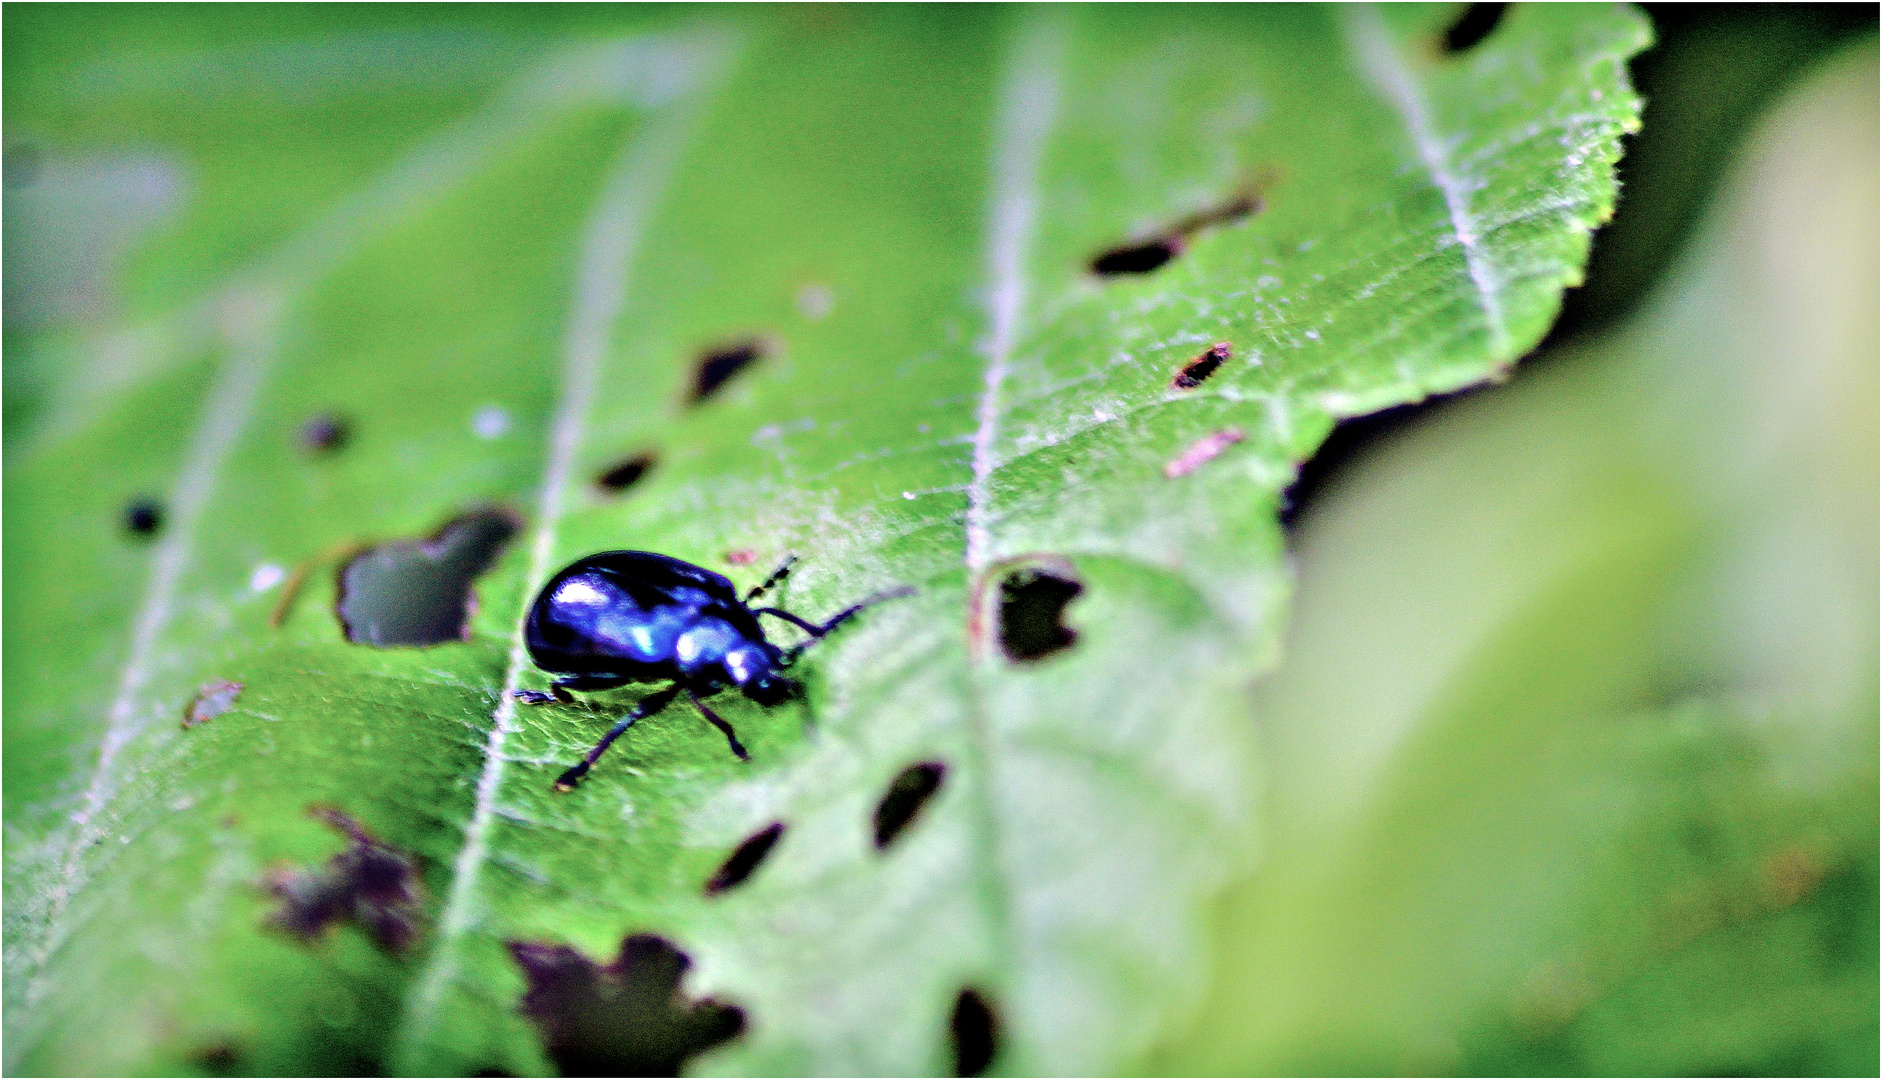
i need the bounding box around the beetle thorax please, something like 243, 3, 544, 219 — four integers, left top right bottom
674, 616, 776, 688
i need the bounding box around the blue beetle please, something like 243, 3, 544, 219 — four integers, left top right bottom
514, 551, 908, 790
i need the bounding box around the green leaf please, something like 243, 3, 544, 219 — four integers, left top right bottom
4, 6, 1646, 1074
1150, 40, 1878, 1077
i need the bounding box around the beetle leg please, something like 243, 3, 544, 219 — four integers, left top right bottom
687, 688, 750, 761
515, 674, 629, 705
744, 554, 799, 603
554, 683, 683, 791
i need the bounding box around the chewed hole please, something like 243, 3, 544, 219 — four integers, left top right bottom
1172, 342, 1231, 389
508, 934, 745, 1076
183, 680, 243, 729
1091, 238, 1181, 276
950, 988, 1001, 1077
264, 807, 424, 954
338, 507, 520, 647
1442, 3, 1508, 54
1091, 191, 1263, 278
705, 823, 784, 895
690, 339, 766, 404
299, 412, 350, 454
998, 567, 1083, 662
595, 451, 657, 493
874, 762, 946, 849
124, 497, 163, 537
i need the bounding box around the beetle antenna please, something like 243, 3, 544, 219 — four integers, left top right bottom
767, 585, 916, 663
744, 555, 798, 603
688, 688, 749, 761
553, 683, 683, 791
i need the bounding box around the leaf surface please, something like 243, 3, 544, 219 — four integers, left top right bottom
4, 6, 1646, 1074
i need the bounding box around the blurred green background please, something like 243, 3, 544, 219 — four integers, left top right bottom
6, 4, 1877, 1076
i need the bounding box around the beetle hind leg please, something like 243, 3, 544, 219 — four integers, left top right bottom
514, 673, 630, 706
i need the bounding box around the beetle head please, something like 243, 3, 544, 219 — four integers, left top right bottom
742, 672, 799, 706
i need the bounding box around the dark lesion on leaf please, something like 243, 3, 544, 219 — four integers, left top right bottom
874, 761, 946, 849
263, 807, 424, 954
298, 411, 351, 454
336, 505, 521, 647
950, 987, 1001, 1077
183, 679, 243, 729
997, 565, 1083, 662
1171, 342, 1232, 389
689, 338, 768, 404
1090, 189, 1263, 277
595, 450, 658, 493
508, 934, 745, 1077
1440, 3, 1509, 55
123, 496, 163, 538
705, 822, 785, 896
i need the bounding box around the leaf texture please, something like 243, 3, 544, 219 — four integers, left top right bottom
4, 6, 1646, 1074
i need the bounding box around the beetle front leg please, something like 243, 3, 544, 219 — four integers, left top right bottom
687, 688, 749, 761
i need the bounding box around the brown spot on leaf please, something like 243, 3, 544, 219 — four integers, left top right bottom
1761, 846, 1826, 908
724, 549, 758, 566
1163, 427, 1245, 478
337, 507, 520, 646
183, 680, 243, 729
193, 1041, 242, 1076
508, 934, 744, 1076
263, 807, 423, 953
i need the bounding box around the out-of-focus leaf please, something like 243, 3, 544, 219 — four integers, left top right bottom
3, 6, 1645, 1074
1152, 41, 1877, 1077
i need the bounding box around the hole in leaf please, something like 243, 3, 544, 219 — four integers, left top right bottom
1442, 3, 1508, 54
705, 823, 785, 895
508, 933, 745, 1077
299, 412, 350, 454
596, 451, 657, 493
263, 807, 423, 954
690, 339, 765, 404
123, 497, 163, 537
874, 761, 946, 849
1172, 342, 1232, 389
997, 566, 1083, 662
183, 680, 243, 729
1091, 238, 1181, 276
337, 506, 520, 647
1091, 191, 1263, 277
950, 987, 1001, 1077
